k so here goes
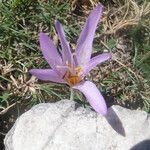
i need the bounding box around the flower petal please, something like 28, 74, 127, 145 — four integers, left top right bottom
29, 69, 66, 83
85, 53, 111, 74
55, 20, 73, 65
73, 81, 107, 116
76, 4, 103, 66
39, 33, 62, 69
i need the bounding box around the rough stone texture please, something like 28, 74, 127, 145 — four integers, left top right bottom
4, 100, 150, 150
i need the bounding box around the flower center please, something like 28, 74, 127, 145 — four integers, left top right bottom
62, 64, 83, 86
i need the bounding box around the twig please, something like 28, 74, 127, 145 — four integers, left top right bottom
0, 132, 6, 136
100, 40, 110, 50
0, 102, 16, 115
113, 58, 144, 81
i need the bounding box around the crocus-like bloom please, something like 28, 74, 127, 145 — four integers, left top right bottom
29, 4, 111, 116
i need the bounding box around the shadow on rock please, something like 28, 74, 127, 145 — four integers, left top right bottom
105, 107, 126, 136
130, 140, 150, 150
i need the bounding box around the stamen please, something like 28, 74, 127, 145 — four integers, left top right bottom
60, 63, 83, 86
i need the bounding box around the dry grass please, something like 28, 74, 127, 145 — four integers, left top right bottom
102, 0, 150, 35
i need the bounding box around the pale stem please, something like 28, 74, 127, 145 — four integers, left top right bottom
70, 88, 74, 101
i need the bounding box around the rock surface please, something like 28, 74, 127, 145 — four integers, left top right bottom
4, 100, 150, 150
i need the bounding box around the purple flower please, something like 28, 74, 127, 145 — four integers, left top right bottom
29, 4, 111, 116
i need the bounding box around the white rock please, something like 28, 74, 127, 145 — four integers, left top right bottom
4, 100, 150, 150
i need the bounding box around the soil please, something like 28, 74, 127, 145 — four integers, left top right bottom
0, 102, 31, 149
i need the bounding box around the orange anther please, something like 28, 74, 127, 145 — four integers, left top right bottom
61, 64, 83, 86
